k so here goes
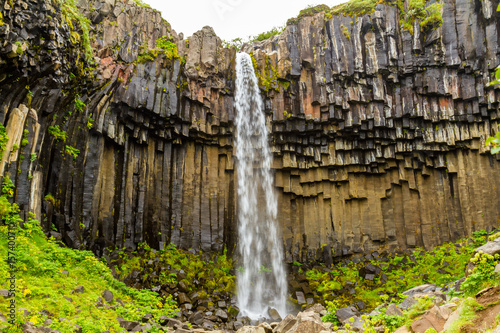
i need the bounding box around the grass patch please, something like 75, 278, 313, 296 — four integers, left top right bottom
0, 177, 178, 333
57, 0, 93, 62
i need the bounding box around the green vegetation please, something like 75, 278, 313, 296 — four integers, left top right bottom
48, 125, 67, 142
330, 0, 378, 17
0, 124, 9, 161
305, 231, 491, 314
64, 145, 79, 160
87, 113, 94, 130
57, 0, 93, 62
132, 0, 152, 9
0, 176, 178, 332
286, 0, 443, 35
111, 243, 235, 299
136, 36, 185, 65
74, 97, 85, 113
400, 0, 443, 34
250, 26, 284, 43
287, 4, 331, 25
222, 38, 243, 50
249, 53, 279, 92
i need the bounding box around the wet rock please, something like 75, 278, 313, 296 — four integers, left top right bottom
268, 307, 282, 321
295, 291, 306, 304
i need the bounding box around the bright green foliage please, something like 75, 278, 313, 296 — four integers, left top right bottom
444, 297, 482, 333
461, 251, 500, 295
250, 26, 284, 42
136, 36, 185, 64
0, 191, 178, 332
486, 125, 500, 154
367, 313, 406, 331
87, 114, 94, 130
112, 244, 236, 298
222, 38, 243, 50
44, 193, 55, 205
64, 145, 79, 160
305, 235, 487, 312
57, 0, 93, 62
401, 0, 443, 34
133, 0, 152, 9
287, 4, 331, 25
250, 53, 279, 92
48, 125, 67, 142
0, 124, 9, 161
330, 0, 378, 17
74, 97, 85, 112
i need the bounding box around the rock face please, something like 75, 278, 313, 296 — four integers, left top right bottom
1, 0, 500, 262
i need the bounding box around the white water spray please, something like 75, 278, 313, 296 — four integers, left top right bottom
234, 53, 288, 320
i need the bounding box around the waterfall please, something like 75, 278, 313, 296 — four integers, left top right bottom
234, 52, 288, 320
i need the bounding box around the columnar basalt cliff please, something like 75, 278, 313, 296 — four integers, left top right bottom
1, 0, 500, 263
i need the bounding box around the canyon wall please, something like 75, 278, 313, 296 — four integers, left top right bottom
1, 0, 500, 263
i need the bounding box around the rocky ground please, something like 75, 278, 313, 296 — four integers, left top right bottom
10, 235, 500, 333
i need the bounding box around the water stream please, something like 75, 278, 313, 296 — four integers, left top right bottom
234, 52, 288, 320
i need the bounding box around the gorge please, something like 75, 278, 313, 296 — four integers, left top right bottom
0, 0, 500, 267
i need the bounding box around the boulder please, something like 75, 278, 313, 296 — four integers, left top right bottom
273, 314, 297, 333
258, 322, 272, 333
385, 304, 403, 316
102, 290, 113, 303
335, 306, 358, 323
215, 309, 228, 322
268, 307, 282, 321
73, 286, 85, 293
118, 317, 140, 331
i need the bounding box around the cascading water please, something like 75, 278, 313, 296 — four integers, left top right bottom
234, 52, 288, 320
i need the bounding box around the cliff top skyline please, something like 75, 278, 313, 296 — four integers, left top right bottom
145, 0, 342, 41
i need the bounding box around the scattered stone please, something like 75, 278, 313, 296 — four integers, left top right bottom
0, 314, 7, 322
63, 296, 73, 303
117, 317, 140, 331
73, 286, 85, 294
61, 270, 69, 276
74, 325, 82, 333
385, 304, 403, 316
399, 296, 418, 311
202, 320, 215, 330
273, 314, 297, 333
402, 284, 436, 297
258, 322, 272, 333
215, 309, 228, 322
495, 264, 500, 274
295, 291, 306, 304
131, 323, 152, 332
102, 290, 113, 303
268, 307, 282, 321
188, 311, 204, 326
236, 326, 266, 333
233, 320, 244, 331
177, 293, 191, 304
140, 313, 152, 323
335, 306, 358, 323
218, 300, 227, 308
0, 289, 10, 298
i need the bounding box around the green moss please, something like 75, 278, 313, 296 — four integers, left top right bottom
0, 203, 178, 332
250, 53, 279, 92
48, 125, 67, 142
287, 4, 331, 25
136, 36, 185, 65
0, 125, 9, 161
57, 0, 93, 62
